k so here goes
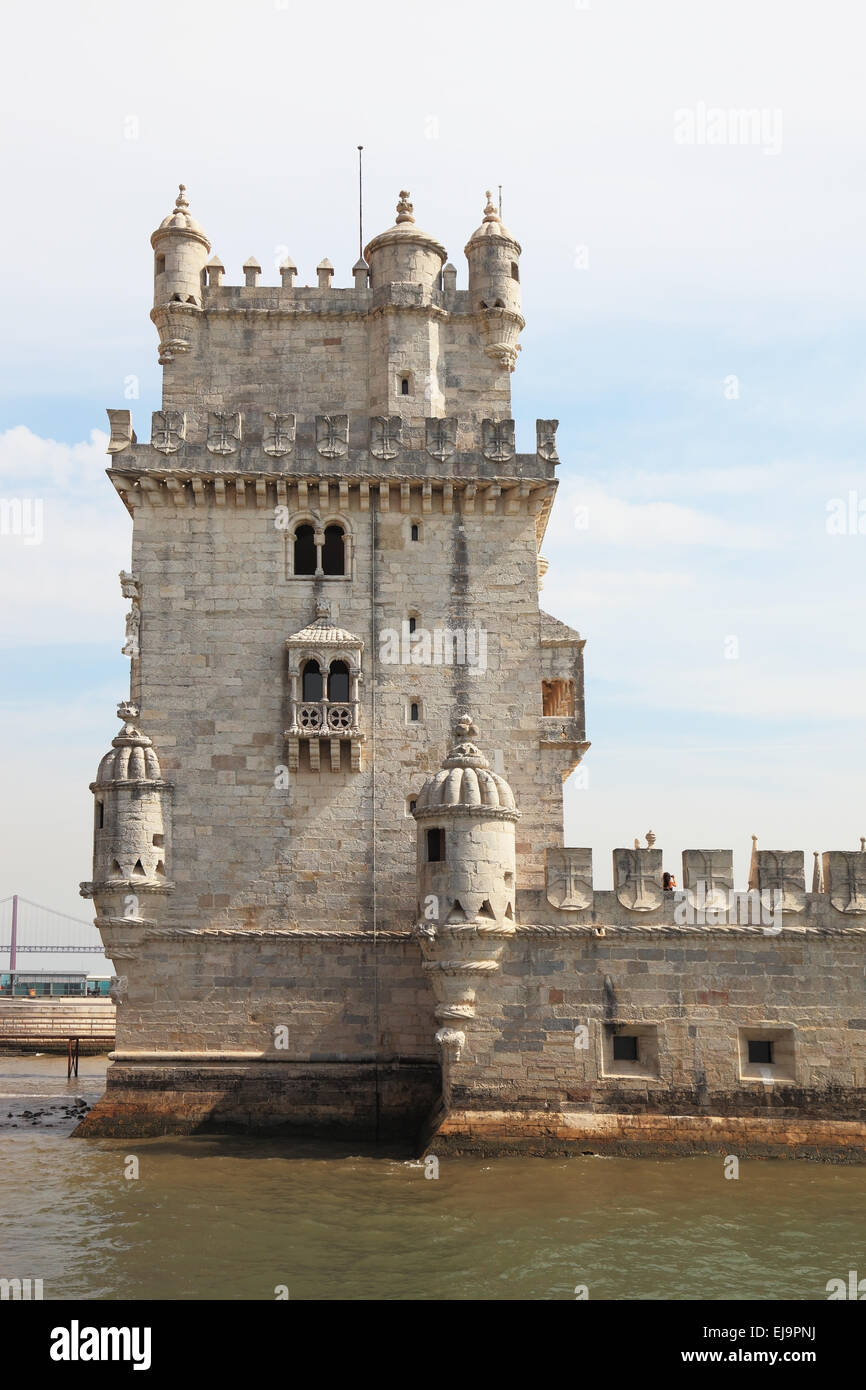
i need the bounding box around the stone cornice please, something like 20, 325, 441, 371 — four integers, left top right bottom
412, 804, 520, 823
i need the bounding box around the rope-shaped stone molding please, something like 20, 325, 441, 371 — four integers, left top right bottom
514, 923, 866, 939
141, 926, 412, 941
137, 923, 866, 944
422, 959, 501, 975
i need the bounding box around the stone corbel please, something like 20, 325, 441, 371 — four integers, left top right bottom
435, 1027, 465, 1063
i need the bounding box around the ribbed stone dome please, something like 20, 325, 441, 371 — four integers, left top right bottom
94, 708, 163, 785
363, 190, 447, 264
415, 762, 515, 812
154, 184, 208, 240
413, 714, 518, 815
465, 191, 520, 252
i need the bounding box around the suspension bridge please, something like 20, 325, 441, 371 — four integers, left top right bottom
0, 895, 113, 974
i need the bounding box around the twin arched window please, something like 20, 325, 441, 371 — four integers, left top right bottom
302, 659, 350, 702
293, 523, 346, 576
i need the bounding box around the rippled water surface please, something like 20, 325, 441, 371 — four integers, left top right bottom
1, 1056, 863, 1300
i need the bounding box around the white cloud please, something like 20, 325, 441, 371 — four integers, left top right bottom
556, 482, 776, 549
0, 426, 109, 489
0, 428, 130, 645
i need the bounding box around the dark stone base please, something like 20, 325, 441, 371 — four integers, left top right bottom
72, 1060, 442, 1142
426, 1107, 866, 1162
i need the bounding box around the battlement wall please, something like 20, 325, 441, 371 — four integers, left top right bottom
532, 846, 866, 925
441, 929, 866, 1139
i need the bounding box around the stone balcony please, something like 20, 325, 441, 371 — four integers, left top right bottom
285, 700, 364, 773
289, 700, 361, 738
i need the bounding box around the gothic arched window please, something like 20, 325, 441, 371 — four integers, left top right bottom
322, 524, 345, 576
294, 524, 317, 576
302, 660, 323, 701
328, 660, 350, 703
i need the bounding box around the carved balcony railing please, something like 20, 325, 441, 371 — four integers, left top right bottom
285, 699, 364, 772
289, 700, 361, 736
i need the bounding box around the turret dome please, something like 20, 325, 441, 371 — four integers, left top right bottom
414, 714, 518, 817
465, 191, 520, 253
363, 189, 447, 265
154, 184, 208, 242
94, 704, 164, 785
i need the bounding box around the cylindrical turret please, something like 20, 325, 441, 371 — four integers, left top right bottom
413, 713, 519, 927
363, 190, 448, 418
150, 184, 211, 309
89, 704, 172, 889
464, 192, 524, 370
364, 190, 447, 292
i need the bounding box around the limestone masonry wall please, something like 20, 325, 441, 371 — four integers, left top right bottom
77, 184, 866, 1157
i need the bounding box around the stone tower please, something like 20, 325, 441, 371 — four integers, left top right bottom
77, 183, 866, 1161
413, 713, 519, 1107
79, 183, 588, 1139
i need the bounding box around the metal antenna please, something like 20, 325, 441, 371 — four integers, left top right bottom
358, 145, 364, 260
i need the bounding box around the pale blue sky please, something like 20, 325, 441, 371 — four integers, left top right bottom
1, 0, 864, 930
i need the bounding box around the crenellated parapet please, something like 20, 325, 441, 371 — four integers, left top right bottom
104, 409, 558, 467
146, 185, 526, 436
102, 409, 560, 543
532, 840, 866, 928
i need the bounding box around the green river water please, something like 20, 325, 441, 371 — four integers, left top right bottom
1, 1056, 863, 1301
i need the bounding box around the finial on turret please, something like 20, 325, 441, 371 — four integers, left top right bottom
645, 830, 656, 848
860, 837, 865, 852
175, 183, 189, 211
453, 712, 479, 740
482, 190, 499, 224
396, 190, 414, 225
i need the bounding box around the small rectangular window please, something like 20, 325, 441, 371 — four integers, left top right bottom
427, 828, 445, 862
748, 1039, 773, 1064
612, 1035, 639, 1061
